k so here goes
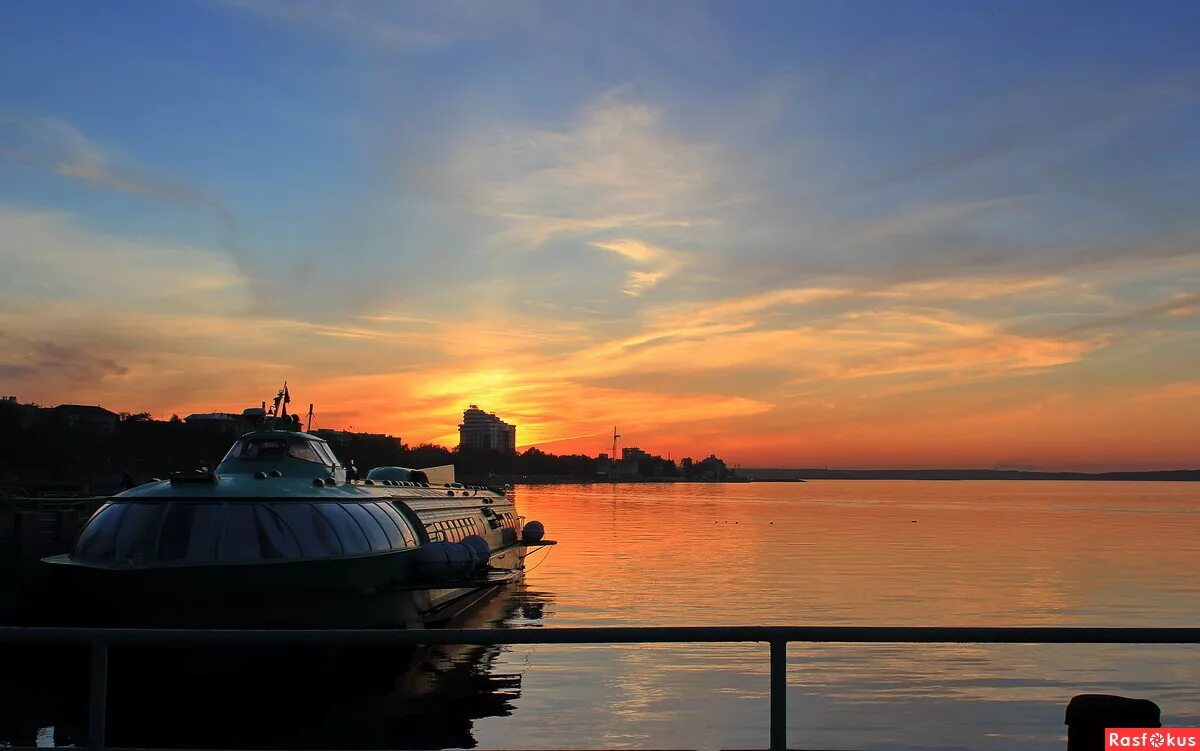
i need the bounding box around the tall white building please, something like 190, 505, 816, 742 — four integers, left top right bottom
458, 404, 517, 453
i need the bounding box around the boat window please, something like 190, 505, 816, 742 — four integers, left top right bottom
216, 504, 260, 560
221, 440, 245, 463
364, 502, 405, 548
74, 503, 128, 563
114, 503, 166, 563
342, 503, 391, 552
286, 439, 324, 464
272, 503, 342, 557
254, 505, 302, 558
158, 503, 222, 562
314, 503, 370, 555
240, 438, 289, 458
376, 502, 418, 547
313, 442, 339, 467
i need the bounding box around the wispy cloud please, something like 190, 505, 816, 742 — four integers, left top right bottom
856, 72, 1200, 194
0, 114, 236, 227
0, 207, 247, 311
444, 93, 726, 252
590, 238, 686, 296
0, 331, 129, 384
1133, 381, 1200, 403
0, 114, 273, 307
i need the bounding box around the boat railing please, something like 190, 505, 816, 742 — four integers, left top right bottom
0, 496, 106, 547
1, 624, 1198, 751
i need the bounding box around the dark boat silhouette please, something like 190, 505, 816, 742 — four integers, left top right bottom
42, 396, 553, 628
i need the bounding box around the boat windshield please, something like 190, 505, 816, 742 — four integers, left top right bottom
287, 439, 325, 464
221, 437, 328, 465
72, 500, 421, 565
313, 441, 340, 466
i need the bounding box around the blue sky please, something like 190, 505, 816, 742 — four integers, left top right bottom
1, 1, 1198, 468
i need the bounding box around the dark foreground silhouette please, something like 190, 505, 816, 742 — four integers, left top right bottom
0, 584, 551, 749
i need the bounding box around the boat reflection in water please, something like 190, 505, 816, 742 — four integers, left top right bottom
0, 583, 553, 749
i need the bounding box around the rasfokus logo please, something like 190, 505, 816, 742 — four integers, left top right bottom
1107, 729, 1200, 749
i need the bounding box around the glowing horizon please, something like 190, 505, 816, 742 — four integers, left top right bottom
1, 3, 1198, 472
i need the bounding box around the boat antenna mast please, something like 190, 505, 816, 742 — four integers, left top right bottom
267, 382, 291, 429
306, 403, 314, 433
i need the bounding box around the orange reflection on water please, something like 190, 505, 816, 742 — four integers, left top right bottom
469, 480, 1200, 750
519, 480, 1200, 628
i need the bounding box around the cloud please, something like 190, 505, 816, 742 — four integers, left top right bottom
0, 331, 129, 385
443, 93, 727, 252
1053, 292, 1200, 335
856, 72, 1200, 194
0, 114, 278, 309
1133, 381, 1200, 402
590, 238, 686, 296
0, 207, 247, 312
1, 201, 1195, 469
0, 115, 236, 226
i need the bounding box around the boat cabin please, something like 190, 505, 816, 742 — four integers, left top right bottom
218, 431, 348, 483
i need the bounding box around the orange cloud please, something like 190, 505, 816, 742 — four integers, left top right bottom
2, 205, 1197, 470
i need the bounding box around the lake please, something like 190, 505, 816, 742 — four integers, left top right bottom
471, 480, 1200, 750
4, 480, 1198, 750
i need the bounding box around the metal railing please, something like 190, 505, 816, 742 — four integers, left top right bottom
0, 497, 105, 546
2, 624, 1199, 751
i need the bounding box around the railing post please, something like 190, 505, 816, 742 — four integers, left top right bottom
89, 640, 108, 751
770, 638, 787, 751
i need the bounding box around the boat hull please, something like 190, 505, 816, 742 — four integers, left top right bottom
44, 545, 526, 628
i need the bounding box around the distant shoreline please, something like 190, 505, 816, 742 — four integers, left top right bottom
479, 468, 1200, 484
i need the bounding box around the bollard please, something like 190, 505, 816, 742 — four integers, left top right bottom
14, 511, 40, 559
1066, 694, 1161, 751
56, 509, 81, 544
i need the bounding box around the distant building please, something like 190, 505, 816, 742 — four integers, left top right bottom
613, 446, 648, 478
458, 405, 516, 454
314, 428, 396, 451
313, 428, 355, 451
184, 410, 260, 437
621, 447, 649, 463
52, 404, 118, 435
696, 453, 729, 480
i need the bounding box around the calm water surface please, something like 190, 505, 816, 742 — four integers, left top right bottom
471, 480, 1200, 751
7, 480, 1199, 750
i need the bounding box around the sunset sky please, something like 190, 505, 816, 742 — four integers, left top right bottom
1, 2, 1198, 470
